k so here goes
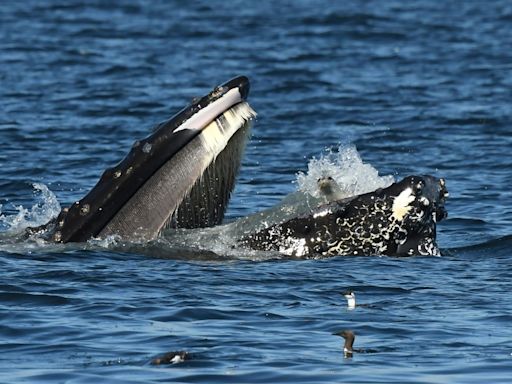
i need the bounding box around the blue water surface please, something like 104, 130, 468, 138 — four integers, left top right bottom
1, 1, 512, 383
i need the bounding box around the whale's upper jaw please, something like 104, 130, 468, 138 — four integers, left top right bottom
163, 75, 250, 133
50, 76, 255, 243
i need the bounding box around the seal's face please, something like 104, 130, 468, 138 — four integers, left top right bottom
239, 175, 448, 257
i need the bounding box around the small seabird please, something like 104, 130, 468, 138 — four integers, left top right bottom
341, 290, 375, 309
334, 330, 376, 358
341, 289, 356, 309
333, 330, 356, 358
317, 176, 344, 202
150, 351, 189, 365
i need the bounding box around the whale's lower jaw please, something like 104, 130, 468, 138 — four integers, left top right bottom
239, 175, 448, 257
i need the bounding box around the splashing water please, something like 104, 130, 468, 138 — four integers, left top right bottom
163, 144, 397, 260
0, 183, 61, 234
296, 144, 394, 199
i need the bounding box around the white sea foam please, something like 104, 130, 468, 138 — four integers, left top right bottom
88, 234, 121, 248
0, 183, 61, 233
296, 144, 394, 200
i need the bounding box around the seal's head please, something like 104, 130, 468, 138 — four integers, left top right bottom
316, 176, 344, 202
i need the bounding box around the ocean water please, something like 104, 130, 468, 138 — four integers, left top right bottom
1, 1, 512, 383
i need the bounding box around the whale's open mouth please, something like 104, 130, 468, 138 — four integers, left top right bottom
50, 76, 256, 243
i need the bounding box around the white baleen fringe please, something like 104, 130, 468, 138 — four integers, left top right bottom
169, 101, 256, 229
199, 101, 257, 156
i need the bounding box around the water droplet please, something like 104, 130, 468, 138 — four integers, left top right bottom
113, 170, 121, 179
54, 231, 62, 242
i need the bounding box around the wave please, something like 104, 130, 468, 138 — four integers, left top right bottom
445, 234, 512, 256
296, 144, 394, 200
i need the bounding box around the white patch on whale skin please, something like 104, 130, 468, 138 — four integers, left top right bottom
279, 237, 309, 257
419, 196, 430, 206
392, 187, 415, 221
313, 208, 332, 218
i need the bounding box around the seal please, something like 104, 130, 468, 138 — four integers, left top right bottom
317, 176, 344, 203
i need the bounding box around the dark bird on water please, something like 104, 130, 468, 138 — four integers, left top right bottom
333, 330, 357, 358
333, 329, 378, 358
151, 351, 189, 365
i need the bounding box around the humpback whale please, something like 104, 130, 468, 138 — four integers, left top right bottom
28, 76, 448, 257
35, 76, 256, 243
238, 175, 448, 257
